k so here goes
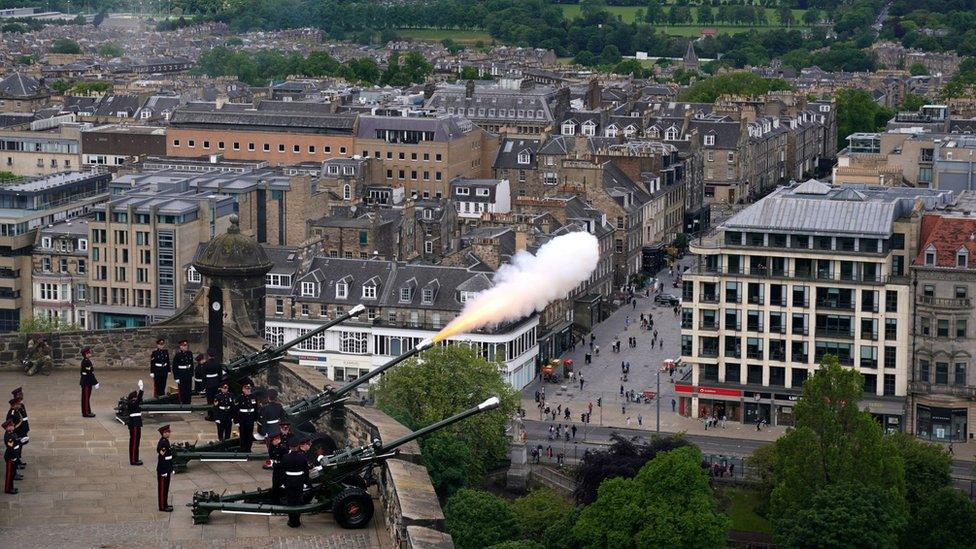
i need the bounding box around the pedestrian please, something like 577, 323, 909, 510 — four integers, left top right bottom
564, 407, 571, 420
585, 352, 591, 365
721, 414, 727, 429
556, 404, 562, 416
571, 425, 577, 439
638, 414, 643, 426
632, 298, 637, 310
156, 424, 174, 512
79, 347, 98, 418
534, 390, 540, 403
704, 417, 708, 430
127, 380, 145, 466
621, 404, 626, 415
620, 384, 624, 396
756, 418, 762, 431
3, 420, 22, 494
949, 442, 955, 456
172, 339, 194, 404
149, 338, 171, 398
659, 339, 663, 349
626, 417, 632, 427
730, 463, 735, 476
213, 381, 235, 441
588, 401, 593, 414
579, 375, 585, 390
671, 398, 676, 412
621, 361, 625, 373
236, 379, 258, 453
282, 438, 310, 528
594, 345, 600, 356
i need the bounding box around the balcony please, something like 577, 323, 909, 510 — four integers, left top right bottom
816, 300, 855, 311
686, 265, 898, 285
916, 295, 972, 309
909, 381, 976, 398
699, 320, 719, 331
816, 327, 854, 339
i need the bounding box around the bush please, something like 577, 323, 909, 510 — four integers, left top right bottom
444, 489, 518, 549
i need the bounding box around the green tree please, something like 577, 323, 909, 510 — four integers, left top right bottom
486, 541, 543, 549
419, 431, 480, 500
50, 38, 81, 54
444, 489, 518, 549
836, 88, 894, 149
373, 345, 517, 482
909, 62, 928, 76
458, 66, 480, 80
510, 488, 573, 541
679, 72, 792, 103
775, 483, 907, 548
346, 58, 380, 84
802, 8, 821, 26
777, 7, 794, 27
97, 43, 124, 58
902, 487, 976, 549
768, 356, 906, 542
18, 315, 79, 334
697, 5, 714, 25
51, 79, 73, 95
573, 446, 729, 548
612, 59, 644, 77
541, 506, 581, 549
599, 44, 621, 66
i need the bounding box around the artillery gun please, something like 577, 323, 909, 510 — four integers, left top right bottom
114, 304, 366, 425
170, 336, 434, 472
189, 396, 501, 528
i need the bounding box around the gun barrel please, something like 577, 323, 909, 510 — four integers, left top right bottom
380, 396, 500, 452
330, 337, 433, 400
248, 305, 365, 365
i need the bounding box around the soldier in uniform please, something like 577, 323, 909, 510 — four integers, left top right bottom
79, 348, 98, 418
193, 353, 206, 396
156, 425, 173, 512
235, 379, 258, 453
3, 420, 22, 494
202, 349, 222, 421
267, 431, 284, 503
213, 380, 235, 441
128, 380, 145, 466
171, 340, 194, 404
278, 421, 294, 448
260, 389, 284, 467
282, 437, 311, 527
8, 388, 27, 469
149, 338, 171, 398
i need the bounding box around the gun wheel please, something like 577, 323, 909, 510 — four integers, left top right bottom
332, 487, 373, 529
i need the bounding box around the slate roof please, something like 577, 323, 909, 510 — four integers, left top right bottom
93, 94, 144, 117
0, 72, 47, 98
355, 114, 473, 141
171, 102, 356, 134
493, 138, 541, 170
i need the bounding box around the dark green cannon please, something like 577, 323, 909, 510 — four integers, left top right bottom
170, 336, 434, 472
188, 395, 501, 528
114, 304, 366, 425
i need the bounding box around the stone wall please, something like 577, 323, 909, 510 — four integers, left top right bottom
0, 323, 207, 370
225, 330, 451, 549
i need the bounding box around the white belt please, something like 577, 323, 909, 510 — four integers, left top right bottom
154, 363, 165, 367
206, 374, 218, 378
164, 456, 172, 460
130, 413, 142, 417
265, 419, 280, 424
285, 471, 304, 476
176, 366, 191, 370
218, 407, 230, 410
239, 408, 254, 413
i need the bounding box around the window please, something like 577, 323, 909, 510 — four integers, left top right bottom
422, 288, 434, 304
340, 331, 368, 354
919, 359, 930, 382
301, 303, 309, 317
704, 134, 715, 146
400, 287, 412, 302
957, 319, 967, 338
266, 274, 292, 287
936, 362, 949, 384
958, 248, 969, 268
955, 362, 967, 385
924, 245, 936, 266
362, 284, 376, 299
301, 281, 318, 297
336, 281, 347, 299
187, 267, 201, 283
275, 299, 284, 315
172, 139, 180, 147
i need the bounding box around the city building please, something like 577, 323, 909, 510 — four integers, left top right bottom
81, 125, 167, 171
679, 180, 953, 431
0, 122, 82, 176
264, 257, 539, 389
425, 79, 566, 136
0, 72, 51, 113
31, 218, 90, 328
450, 177, 511, 220
0, 172, 109, 331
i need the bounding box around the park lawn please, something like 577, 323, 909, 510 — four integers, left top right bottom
559, 4, 808, 26
718, 487, 772, 534
396, 28, 493, 44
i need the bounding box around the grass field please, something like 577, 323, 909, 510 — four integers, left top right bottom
718, 487, 772, 534
396, 28, 493, 44
559, 4, 809, 30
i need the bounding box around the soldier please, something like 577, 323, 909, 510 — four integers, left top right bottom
79, 348, 98, 418
267, 431, 285, 503
235, 379, 258, 453
202, 349, 222, 421
149, 338, 171, 398
3, 420, 22, 494
193, 352, 206, 396
127, 380, 145, 466
213, 380, 235, 441
156, 425, 173, 512
8, 388, 27, 469
278, 421, 294, 448
171, 340, 194, 404
260, 389, 284, 468
282, 437, 310, 528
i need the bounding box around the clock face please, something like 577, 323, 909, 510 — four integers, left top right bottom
211, 301, 222, 312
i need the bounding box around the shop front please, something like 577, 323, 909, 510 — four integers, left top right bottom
676, 384, 743, 421
916, 404, 968, 442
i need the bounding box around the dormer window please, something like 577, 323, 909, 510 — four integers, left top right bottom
581, 121, 596, 137
476, 188, 490, 197
41, 237, 51, 248
957, 248, 969, 268
517, 151, 530, 165
423, 209, 433, 220
328, 165, 339, 175
78, 238, 88, 251
399, 287, 412, 302
605, 125, 618, 138
422, 288, 434, 304
924, 244, 937, 266
301, 281, 319, 297
456, 187, 470, 196
187, 266, 201, 283
650, 127, 660, 138
335, 281, 348, 299
561, 122, 575, 136
665, 127, 678, 140
623, 125, 636, 137
363, 283, 376, 299
704, 134, 715, 146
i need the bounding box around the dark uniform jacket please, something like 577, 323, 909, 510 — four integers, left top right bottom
260, 401, 285, 436
14, 403, 27, 438
213, 392, 235, 416
235, 394, 258, 425
203, 358, 222, 389
128, 390, 144, 428
156, 438, 173, 474
80, 358, 97, 386
150, 349, 170, 375
281, 448, 310, 487
4, 430, 20, 460
5, 407, 24, 439
172, 350, 194, 379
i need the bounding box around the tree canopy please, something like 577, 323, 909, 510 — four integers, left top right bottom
444, 489, 519, 549
835, 88, 895, 148
678, 72, 792, 103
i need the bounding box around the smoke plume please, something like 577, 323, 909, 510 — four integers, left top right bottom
433, 231, 600, 342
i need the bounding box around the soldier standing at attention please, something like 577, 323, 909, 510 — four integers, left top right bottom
156, 425, 173, 512
127, 380, 145, 466
171, 340, 194, 404
267, 432, 284, 502
235, 379, 258, 452
8, 388, 27, 469
260, 389, 284, 467
282, 437, 311, 528
213, 380, 235, 441
149, 338, 171, 398
193, 353, 206, 396
3, 420, 22, 494
80, 347, 98, 418
202, 349, 221, 421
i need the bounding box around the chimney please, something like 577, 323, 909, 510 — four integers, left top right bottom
423, 82, 435, 100
465, 80, 475, 99
515, 225, 528, 252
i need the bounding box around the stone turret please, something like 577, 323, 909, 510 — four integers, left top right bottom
193, 214, 274, 360
683, 41, 699, 72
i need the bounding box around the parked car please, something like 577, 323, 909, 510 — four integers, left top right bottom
654, 294, 680, 306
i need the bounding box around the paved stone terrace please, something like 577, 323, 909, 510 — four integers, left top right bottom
0, 369, 390, 548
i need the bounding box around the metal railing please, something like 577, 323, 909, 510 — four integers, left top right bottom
917, 296, 972, 309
